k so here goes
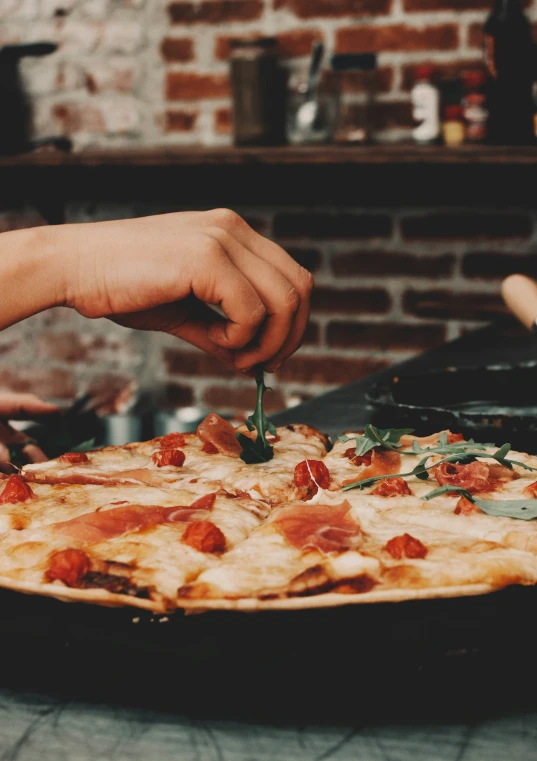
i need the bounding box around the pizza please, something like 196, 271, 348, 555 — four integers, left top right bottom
0, 415, 536, 614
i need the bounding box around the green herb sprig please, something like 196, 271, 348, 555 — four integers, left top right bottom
339, 426, 414, 457
236, 369, 277, 464
340, 427, 537, 492
423, 484, 537, 521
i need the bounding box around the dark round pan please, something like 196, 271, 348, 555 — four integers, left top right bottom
366, 360, 537, 453
2, 584, 537, 722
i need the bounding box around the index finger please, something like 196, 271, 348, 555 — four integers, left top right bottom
0, 393, 59, 419
232, 227, 314, 370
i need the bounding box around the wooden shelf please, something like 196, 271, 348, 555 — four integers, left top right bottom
2, 144, 537, 167
2, 144, 537, 212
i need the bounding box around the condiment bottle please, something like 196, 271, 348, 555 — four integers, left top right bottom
229, 36, 286, 146
484, 0, 535, 145
411, 64, 440, 144
442, 104, 465, 146
461, 69, 489, 143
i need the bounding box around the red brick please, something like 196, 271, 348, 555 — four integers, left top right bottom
468, 23, 483, 50
326, 322, 446, 351
344, 101, 412, 131
274, 0, 393, 18
403, 289, 506, 321
166, 72, 229, 100
168, 1, 263, 24
401, 213, 532, 241
402, 60, 486, 91
286, 247, 322, 272
0, 368, 75, 400
276, 355, 390, 385
274, 212, 393, 239
332, 251, 455, 278
165, 109, 198, 132
203, 384, 285, 412
312, 287, 391, 314
404, 0, 491, 9
336, 24, 459, 54
462, 253, 537, 280
160, 37, 195, 62
164, 349, 238, 378
215, 106, 231, 134
216, 30, 323, 61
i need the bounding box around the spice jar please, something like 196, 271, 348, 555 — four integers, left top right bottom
462, 69, 489, 144
442, 104, 465, 146
330, 53, 378, 144
229, 36, 286, 146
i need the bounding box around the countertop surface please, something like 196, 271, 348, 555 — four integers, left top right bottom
1, 317, 537, 761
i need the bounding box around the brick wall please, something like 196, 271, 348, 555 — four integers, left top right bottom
2, 0, 537, 146
1, 2, 536, 418
0, 202, 534, 416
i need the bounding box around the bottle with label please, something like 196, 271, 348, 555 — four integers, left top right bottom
411, 64, 441, 144
462, 69, 489, 143
484, 0, 535, 145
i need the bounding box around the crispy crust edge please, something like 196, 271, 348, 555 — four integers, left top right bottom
0, 575, 169, 613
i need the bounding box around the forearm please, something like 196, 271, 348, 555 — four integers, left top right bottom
0, 226, 66, 330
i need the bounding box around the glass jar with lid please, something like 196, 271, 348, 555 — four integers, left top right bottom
229, 36, 286, 146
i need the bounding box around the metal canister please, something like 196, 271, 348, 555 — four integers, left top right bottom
230, 36, 286, 146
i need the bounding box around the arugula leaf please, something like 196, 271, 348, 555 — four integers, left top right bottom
423, 484, 537, 521
342, 446, 537, 492
411, 436, 492, 457
236, 368, 277, 464
338, 426, 414, 457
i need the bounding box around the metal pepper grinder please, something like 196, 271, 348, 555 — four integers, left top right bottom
0, 42, 71, 155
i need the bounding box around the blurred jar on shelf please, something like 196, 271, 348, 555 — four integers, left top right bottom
462, 68, 489, 144
442, 104, 465, 146
285, 67, 338, 145
330, 53, 378, 144
230, 36, 286, 146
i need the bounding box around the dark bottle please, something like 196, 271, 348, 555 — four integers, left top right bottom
484, 0, 535, 145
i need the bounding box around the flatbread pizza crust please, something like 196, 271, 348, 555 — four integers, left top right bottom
1, 421, 537, 613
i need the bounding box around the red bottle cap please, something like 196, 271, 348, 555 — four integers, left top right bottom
414, 64, 435, 82
444, 104, 464, 119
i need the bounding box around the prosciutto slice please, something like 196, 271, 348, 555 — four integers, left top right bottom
274, 501, 362, 554
197, 413, 242, 457
53, 494, 216, 543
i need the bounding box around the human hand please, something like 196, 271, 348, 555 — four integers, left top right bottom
0, 393, 59, 472
57, 209, 313, 372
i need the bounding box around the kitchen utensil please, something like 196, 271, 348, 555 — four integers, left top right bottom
295, 41, 324, 132
502, 273, 537, 332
